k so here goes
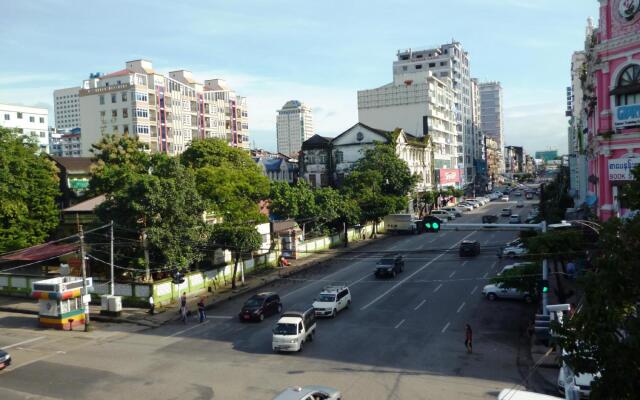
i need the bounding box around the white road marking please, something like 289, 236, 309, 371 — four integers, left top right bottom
461, 260, 468, 266
449, 271, 456, 278
394, 319, 406, 329
433, 283, 443, 293
490, 261, 497, 270
414, 299, 426, 311
206, 315, 233, 319
470, 285, 478, 295
441, 321, 451, 333
457, 302, 466, 313
350, 271, 374, 286
428, 237, 438, 243
163, 320, 210, 339
482, 272, 488, 279
360, 231, 476, 310
1, 336, 45, 350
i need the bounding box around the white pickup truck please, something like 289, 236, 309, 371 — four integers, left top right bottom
272, 308, 316, 352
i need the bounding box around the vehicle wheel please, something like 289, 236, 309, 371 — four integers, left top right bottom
524, 295, 533, 303
487, 293, 497, 301
332, 309, 337, 318
308, 332, 314, 342
298, 340, 304, 352
259, 313, 264, 322
346, 300, 351, 309
277, 304, 283, 313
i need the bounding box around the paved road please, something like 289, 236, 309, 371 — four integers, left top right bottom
0, 199, 539, 400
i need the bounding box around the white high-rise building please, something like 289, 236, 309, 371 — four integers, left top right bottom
276, 100, 314, 157
68, 59, 249, 157
0, 103, 50, 152
392, 42, 473, 183
568, 51, 588, 207
480, 82, 505, 174
54, 87, 81, 130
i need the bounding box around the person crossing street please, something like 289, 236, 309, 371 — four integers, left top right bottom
197, 297, 206, 323
465, 324, 473, 353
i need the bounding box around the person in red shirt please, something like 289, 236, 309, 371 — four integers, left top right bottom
465, 324, 473, 353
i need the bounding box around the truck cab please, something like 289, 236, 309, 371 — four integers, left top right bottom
272, 308, 316, 352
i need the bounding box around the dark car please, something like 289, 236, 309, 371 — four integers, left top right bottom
375, 255, 404, 278
0, 349, 11, 370
482, 215, 499, 224
239, 292, 282, 322
459, 240, 481, 257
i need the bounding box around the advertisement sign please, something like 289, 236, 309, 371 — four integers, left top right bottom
438, 168, 461, 185
614, 104, 640, 128
608, 157, 640, 181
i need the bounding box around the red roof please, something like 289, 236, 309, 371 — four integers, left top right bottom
102, 69, 131, 78
0, 242, 79, 262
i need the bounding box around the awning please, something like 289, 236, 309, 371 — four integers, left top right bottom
0, 242, 79, 262
585, 194, 598, 206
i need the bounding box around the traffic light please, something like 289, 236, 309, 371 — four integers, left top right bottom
538, 279, 549, 294
172, 271, 185, 285
423, 216, 442, 233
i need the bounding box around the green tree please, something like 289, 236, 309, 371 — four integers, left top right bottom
209, 223, 262, 289
619, 164, 640, 210
490, 262, 539, 297
0, 128, 61, 252
539, 166, 573, 223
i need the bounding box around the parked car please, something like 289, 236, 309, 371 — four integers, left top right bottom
457, 203, 475, 211
525, 192, 534, 200
482, 215, 499, 224
442, 207, 463, 217
497, 262, 527, 276
272, 308, 316, 352
482, 283, 532, 303
459, 240, 481, 257
501, 208, 513, 217
501, 244, 528, 258
516, 200, 525, 208
0, 349, 11, 370
312, 285, 351, 318
557, 351, 600, 399
375, 255, 404, 278
514, 191, 522, 196
431, 210, 455, 220
509, 214, 522, 224
272, 386, 342, 400
501, 195, 510, 201
239, 292, 282, 322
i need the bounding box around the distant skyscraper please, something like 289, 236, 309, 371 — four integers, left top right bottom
276, 100, 314, 157
54, 87, 81, 130
480, 82, 504, 173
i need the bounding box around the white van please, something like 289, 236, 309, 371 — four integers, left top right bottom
383, 214, 416, 234
272, 308, 316, 352
497, 388, 563, 400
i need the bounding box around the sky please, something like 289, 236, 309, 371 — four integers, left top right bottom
0, 0, 599, 155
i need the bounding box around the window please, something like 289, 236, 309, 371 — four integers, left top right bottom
39, 117, 44, 123
136, 125, 150, 134
123, 108, 128, 118
100, 110, 106, 117
123, 125, 129, 134
136, 108, 149, 118
402, 66, 407, 71
415, 64, 422, 70
121, 92, 128, 102
17, 112, 22, 119
112, 109, 117, 118
3, 114, 8, 120
40, 132, 45, 138
335, 150, 343, 164
429, 63, 436, 67
29, 116, 35, 122
135, 92, 148, 102
615, 64, 640, 106
113, 125, 118, 132
111, 94, 117, 103
99, 95, 105, 105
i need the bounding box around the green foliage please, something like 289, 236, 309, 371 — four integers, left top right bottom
557, 217, 640, 399
0, 128, 61, 252
209, 223, 262, 289
350, 143, 417, 197
524, 230, 585, 263
490, 262, 539, 296
619, 165, 640, 210
539, 166, 573, 223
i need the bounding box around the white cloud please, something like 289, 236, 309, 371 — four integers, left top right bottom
504, 101, 568, 155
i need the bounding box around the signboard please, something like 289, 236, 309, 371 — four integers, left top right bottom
438, 169, 461, 185
614, 104, 640, 128
608, 157, 640, 181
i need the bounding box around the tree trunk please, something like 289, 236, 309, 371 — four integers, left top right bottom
371, 221, 377, 239
231, 253, 240, 289
553, 259, 567, 303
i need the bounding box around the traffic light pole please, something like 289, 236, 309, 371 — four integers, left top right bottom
541, 221, 549, 316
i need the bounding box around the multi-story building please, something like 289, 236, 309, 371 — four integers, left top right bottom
568, 50, 589, 207
524, 154, 536, 175
69, 59, 248, 157
580, 2, 640, 220
49, 128, 63, 156
358, 71, 458, 173
471, 78, 487, 192
387, 42, 473, 184
252, 149, 299, 184
276, 100, 314, 157
504, 145, 524, 175
485, 136, 501, 189
54, 87, 81, 130
0, 103, 49, 152
534, 150, 560, 162
479, 82, 505, 174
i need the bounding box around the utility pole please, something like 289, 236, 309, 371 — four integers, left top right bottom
79, 225, 91, 332
110, 220, 114, 296
142, 229, 150, 282
541, 220, 549, 316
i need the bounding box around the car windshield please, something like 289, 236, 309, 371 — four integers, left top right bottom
378, 258, 393, 265
273, 323, 297, 335
244, 297, 263, 307
317, 294, 336, 302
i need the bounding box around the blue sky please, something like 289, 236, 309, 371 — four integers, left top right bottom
0, 0, 598, 154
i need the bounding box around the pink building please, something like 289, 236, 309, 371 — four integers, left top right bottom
586, 0, 640, 220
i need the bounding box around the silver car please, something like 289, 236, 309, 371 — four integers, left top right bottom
272, 385, 342, 400
482, 283, 532, 303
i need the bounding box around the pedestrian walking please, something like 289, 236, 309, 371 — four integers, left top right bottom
465, 323, 473, 353
180, 292, 188, 324
148, 295, 155, 315
197, 297, 206, 323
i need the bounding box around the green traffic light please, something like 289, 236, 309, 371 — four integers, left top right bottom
425, 223, 432, 229
542, 286, 549, 293
432, 222, 439, 230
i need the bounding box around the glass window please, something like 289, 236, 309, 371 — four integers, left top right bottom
123, 108, 128, 118
616, 64, 640, 106
122, 92, 128, 102
39, 117, 44, 123
112, 109, 117, 117
17, 112, 22, 119
29, 116, 35, 122
111, 93, 117, 103
99, 95, 105, 105
3, 114, 9, 120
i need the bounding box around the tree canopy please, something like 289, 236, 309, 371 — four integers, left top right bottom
0, 127, 60, 252
209, 223, 262, 289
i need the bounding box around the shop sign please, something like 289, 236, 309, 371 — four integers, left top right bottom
615, 104, 640, 128
438, 169, 461, 185
608, 157, 640, 181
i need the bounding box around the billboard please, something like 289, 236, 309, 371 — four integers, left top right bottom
438, 169, 461, 185
614, 104, 640, 128
608, 157, 640, 181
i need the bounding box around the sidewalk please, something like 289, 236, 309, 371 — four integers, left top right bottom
0, 234, 385, 330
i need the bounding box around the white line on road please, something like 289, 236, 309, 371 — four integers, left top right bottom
428, 237, 438, 243
461, 260, 468, 266
441, 321, 451, 333
490, 261, 497, 270
360, 231, 476, 310
414, 299, 426, 311
206, 315, 233, 319
394, 319, 406, 329
350, 271, 374, 286
449, 271, 456, 278
1, 336, 45, 350
482, 271, 488, 279
163, 320, 210, 339
457, 302, 466, 313
433, 283, 443, 293
470, 285, 478, 295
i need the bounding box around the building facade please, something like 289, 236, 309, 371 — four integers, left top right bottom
276, 100, 314, 157
0, 103, 49, 152
252, 149, 299, 184
54, 87, 81, 130
485, 136, 502, 188
69, 59, 248, 157
582, 1, 640, 220
479, 82, 505, 174
568, 50, 589, 207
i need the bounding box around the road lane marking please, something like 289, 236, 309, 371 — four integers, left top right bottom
360, 231, 476, 310
207, 315, 233, 319
470, 285, 478, 295
482, 272, 488, 279
441, 322, 451, 333
490, 261, 497, 270
428, 237, 438, 243
414, 299, 426, 310
449, 271, 456, 278
1, 336, 45, 350
461, 260, 468, 266
350, 271, 374, 286
433, 283, 443, 293
163, 320, 210, 339
457, 302, 466, 313
394, 319, 405, 329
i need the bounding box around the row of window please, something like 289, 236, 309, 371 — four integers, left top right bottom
3, 113, 45, 123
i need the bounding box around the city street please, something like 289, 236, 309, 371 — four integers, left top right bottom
0, 200, 539, 400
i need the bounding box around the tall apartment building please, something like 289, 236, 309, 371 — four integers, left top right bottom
392, 42, 474, 184
484, 136, 501, 189
71, 59, 248, 157
276, 100, 314, 157
568, 51, 588, 207
358, 71, 458, 172
470, 78, 487, 191
54, 87, 81, 130
479, 82, 505, 174
0, 103, 50, 152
